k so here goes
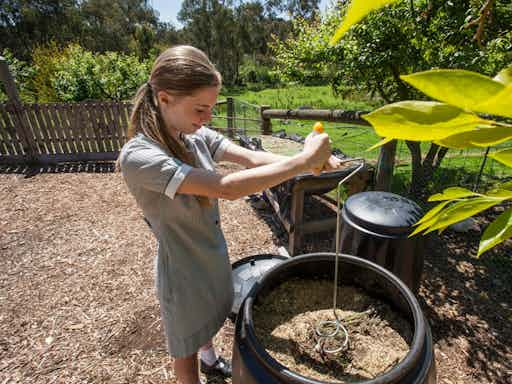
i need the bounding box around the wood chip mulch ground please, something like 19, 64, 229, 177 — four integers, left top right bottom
1, 162, 511, 384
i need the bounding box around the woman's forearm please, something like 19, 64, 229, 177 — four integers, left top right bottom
245, 151, 290, 167
221, 143, 291, 168
179, 152, 310, 200
219, 152, 308, 199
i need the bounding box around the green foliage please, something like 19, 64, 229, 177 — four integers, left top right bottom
238, 57, 281, 90
270, 15, 344, 87
51, 45, 151, 101
0, 0, 161, 61
371, 67, 512, 256
31, 43, 64, 102
490, 148, 512, 167
436, 126, 512, 149
1, 44, 151, 102
273, 1, 512, 103
330, 0, 399, 44
402, 69, 512, 118
364, 101, 491, 141
479, 208, 512, 255
329, 0, 512, 256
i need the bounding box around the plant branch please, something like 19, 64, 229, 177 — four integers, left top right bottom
464, 0, 495, 47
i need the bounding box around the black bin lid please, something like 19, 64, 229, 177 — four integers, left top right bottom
342, 191, 423, 237
230, 254, 288, 321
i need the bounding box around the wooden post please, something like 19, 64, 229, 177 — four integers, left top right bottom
0, 56, 37, 163
226, 97, 235, 138
260, 105, 271, 135
288, 188, 305, 256
0, 57, 21, 103
375, 139, 397, 191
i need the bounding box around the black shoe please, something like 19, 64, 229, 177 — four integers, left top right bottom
200, 356, 232, 378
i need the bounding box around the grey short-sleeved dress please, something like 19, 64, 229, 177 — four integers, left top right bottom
119, 127, 234, 358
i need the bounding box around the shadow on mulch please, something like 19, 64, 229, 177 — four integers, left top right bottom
419, 230, 512, 384
104, 305, 166, 356
247, 195, 512, 383
0, 161, 116, 177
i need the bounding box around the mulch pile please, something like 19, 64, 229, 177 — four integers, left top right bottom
1, 162, 511, 383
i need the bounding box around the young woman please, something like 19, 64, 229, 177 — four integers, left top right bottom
118, 45, 341, 384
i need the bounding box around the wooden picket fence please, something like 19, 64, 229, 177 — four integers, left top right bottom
0, 101, 131, 165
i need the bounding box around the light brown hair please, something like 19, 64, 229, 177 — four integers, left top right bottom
125, 45, 222, 206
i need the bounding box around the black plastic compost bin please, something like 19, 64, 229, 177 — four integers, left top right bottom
339, 191, 425, 294
231, 254, 288, 321
232, 253, 436, 384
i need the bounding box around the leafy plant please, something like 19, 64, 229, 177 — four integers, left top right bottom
0, 49, 36, 103
332, 0, 512, 256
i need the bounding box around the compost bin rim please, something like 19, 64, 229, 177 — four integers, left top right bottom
241, 252, 426, 384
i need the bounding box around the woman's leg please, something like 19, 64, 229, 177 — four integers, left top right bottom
199, 340, 216, 364
174, 352, 200, 384
199, 339, 232, 377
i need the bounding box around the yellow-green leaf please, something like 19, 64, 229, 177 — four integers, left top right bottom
435, 125, 512, 149
424, 198, 500, 234
428, 187, 481, 202
503, 181, 512, 190
494, 65, 512, 86
474, 85, 512, 118
401, 70, 505, 111
484, 189, 512, 200
410, 217, 437, 237
410, 201, 452, 237
363, 101, 490, 141
478, 208, 512, 256
489, 148, 512, 167
367, 137, 394, 151
330, 0, 399, 45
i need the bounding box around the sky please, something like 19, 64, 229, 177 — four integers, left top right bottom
150, 0, 331, 27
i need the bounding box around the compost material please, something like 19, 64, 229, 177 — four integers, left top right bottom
253, 279, 412, 382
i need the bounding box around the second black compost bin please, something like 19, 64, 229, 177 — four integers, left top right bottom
339, 191, 425, 294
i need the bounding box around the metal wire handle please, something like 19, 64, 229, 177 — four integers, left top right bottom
315, 158, 366, 354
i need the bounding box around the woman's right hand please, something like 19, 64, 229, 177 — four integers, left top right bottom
302, 132, 331, 175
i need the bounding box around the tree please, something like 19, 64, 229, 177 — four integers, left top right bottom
178, 0, 242, 84
0, 0, 82, 60
79, 0, 159, 53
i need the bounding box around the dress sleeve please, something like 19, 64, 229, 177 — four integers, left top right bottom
119, 140, 192, 199
197, 127, 231, 162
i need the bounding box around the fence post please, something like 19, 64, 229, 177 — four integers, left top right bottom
226, 97, 235, 138
0, 56, 36, 163
375, 139, 397, 191
260, 105, 271, 135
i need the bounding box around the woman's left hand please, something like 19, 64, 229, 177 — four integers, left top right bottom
322, 155, 344, 171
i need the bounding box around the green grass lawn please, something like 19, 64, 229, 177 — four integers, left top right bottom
221, 84, 381, 111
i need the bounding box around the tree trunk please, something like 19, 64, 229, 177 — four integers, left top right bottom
422, 143, 439, 182
390, 64, 410, 101
406, 141, 424, 196
434, 147, 449, 168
